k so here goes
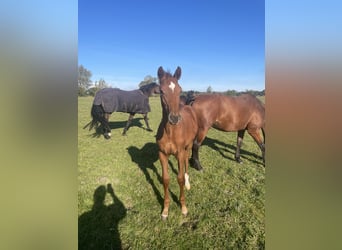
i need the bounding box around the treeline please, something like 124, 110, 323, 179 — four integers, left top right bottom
224, 89, 265, 96
79, 64, 265, 97
181, 89, 265, 97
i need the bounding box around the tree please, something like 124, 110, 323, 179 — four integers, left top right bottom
206, 85, 213, 93
87, 78, 110, 96
225, 89, 238, 96
139, 75, 157, 87
96, 78, 109, 89
78, 65, 92, 96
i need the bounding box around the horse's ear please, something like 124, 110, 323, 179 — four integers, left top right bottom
174, 66, 181, 80
158, 66, 165, 79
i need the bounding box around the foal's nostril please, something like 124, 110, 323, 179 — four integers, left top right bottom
168, 113, 181, 125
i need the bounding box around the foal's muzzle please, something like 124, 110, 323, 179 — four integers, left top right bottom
168, 113, 182, 125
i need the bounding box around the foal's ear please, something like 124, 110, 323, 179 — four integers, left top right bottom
173, 66, 181, 80
158, 66, 165, 79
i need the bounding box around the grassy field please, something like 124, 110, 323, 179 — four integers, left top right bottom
78, 96, 265, 249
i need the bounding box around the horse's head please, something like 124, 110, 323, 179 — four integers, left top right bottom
139, 82, 160, 96
151, 82, 161, 95
157, 66, 182, 125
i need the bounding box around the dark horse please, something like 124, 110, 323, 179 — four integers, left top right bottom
156, 66, 198, 219
84, 82, 160, 139
190, 93, 265, 171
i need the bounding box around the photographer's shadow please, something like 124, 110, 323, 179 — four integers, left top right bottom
78, 184, 127, 250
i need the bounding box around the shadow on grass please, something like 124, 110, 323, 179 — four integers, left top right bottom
202, 136, 263, 165
127, 143, 180, 211
87, 118, 144, 138
108, 117, 143, 130
78, 184, 127, 250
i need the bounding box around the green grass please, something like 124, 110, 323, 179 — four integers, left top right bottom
78, 96, 265, 249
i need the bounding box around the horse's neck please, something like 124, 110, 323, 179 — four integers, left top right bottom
140, 89, 150, 97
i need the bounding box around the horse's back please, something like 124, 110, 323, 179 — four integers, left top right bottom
93, 88, 150, 114
93, 88, 119, 113
191, 93, 264, 131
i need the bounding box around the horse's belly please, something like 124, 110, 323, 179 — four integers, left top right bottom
212, 119, 246, 132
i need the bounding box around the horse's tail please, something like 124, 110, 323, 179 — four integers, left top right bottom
83, 105, 104, 131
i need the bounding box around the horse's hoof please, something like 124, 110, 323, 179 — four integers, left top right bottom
235, 158, 243, 164
195, 165, 203, 171
104, 135, 111, 139
190, 159, 204, 171
161, 214, 168, 220
146, 128, 153, 132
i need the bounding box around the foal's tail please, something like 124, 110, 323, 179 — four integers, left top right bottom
83, 105, 105, 131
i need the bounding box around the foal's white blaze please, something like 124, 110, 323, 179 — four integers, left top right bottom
168, 81, 175, 93
185, 173, 190, 190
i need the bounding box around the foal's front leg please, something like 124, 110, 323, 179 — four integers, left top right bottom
159, 151, 170, 219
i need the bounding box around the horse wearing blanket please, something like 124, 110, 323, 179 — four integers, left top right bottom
84, 82, 160, 139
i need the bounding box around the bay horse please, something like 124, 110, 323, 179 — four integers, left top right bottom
156, 66, 198, 219
190, 93, 265, 171
84, 82, 160, 139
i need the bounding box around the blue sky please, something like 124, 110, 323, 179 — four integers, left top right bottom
79, 0, 264, 92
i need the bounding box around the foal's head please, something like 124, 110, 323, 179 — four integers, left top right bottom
157, 66, 182, 125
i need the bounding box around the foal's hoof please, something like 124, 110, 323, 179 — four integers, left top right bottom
182, 207, 188, 217
161, 213, 168, 220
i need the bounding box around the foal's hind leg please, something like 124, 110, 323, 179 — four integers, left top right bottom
143, 113, 153, 132
235, 129, 246, 163
177, 150, 188, 216
247, 128, 265, 164
122, 113, 135, 136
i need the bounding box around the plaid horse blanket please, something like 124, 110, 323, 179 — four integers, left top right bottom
93, 88, 151, 114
